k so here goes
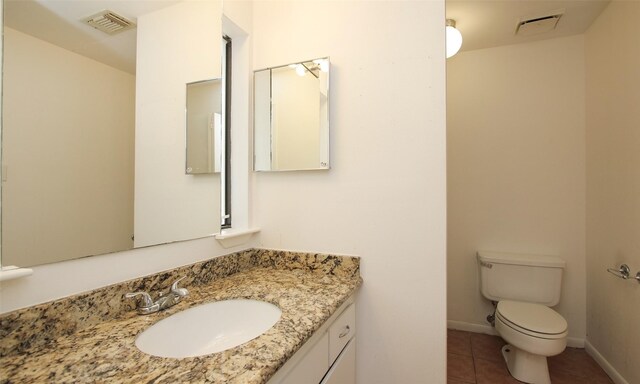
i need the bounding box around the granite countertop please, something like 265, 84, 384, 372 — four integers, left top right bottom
0, 250, 362, 384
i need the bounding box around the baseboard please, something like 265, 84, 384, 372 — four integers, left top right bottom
447, 320, 498, 336
447, 320, 584, 348
566, 337, 584, 348
585, 340, 629, 384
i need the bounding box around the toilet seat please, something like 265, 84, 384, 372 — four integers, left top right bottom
496, 300, 568, 339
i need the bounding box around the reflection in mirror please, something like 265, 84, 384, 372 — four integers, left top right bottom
1, 0, 221, 268
254, 58, 330, 172
186, 79, 223, 175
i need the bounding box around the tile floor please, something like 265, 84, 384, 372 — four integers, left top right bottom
447, 329, 614, 384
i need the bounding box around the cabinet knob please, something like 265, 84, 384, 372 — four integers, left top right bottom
338, 325, 351, 338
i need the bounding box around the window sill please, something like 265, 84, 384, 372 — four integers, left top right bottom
0, 265, 34, 282
214, 228, 260, 248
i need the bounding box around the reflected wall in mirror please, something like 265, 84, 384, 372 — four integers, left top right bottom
186, 79, 223, 175
1, 0, 223, 268
254, 58, 330, 172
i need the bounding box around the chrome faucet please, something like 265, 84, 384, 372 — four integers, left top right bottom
125, 277, 189, 315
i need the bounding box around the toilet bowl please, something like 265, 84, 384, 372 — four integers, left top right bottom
494, 300, 567, 384
477, 251, 568, 384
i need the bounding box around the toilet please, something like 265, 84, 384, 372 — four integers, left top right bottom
477, 251, 568, 384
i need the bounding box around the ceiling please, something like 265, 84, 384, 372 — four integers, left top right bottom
446, 0, 611, 53
4, 0, 612, 72
4, 0, 181, 74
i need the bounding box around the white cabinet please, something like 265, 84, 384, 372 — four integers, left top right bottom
268, 297, 356, 384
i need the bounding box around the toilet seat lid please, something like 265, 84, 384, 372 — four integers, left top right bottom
497, 300, 568, 335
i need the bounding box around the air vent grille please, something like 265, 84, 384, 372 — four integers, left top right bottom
82, 10, 136, 35
516, 12, 563, 36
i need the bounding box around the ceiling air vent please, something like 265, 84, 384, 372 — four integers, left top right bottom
82, 10, 136, 35
516, 11, 563, 36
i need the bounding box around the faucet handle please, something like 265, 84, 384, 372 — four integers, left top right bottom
125, 291, 154, 308
171, 276, 189, 297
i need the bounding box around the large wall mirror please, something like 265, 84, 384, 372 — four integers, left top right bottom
1, 0, 222, 268
254, 58, 330, 172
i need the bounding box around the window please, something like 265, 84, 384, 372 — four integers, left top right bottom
221, 36, 232, 228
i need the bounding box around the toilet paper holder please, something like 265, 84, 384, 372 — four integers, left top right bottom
607, 264, 640, 283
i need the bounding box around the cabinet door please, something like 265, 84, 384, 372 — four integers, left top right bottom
281, 332, 329, 384
321, 337, 356, 384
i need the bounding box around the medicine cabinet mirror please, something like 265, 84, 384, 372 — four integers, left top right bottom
186, 79, 223, 175
254, 57, 330, 172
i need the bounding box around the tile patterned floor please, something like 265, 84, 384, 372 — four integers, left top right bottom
447, 329, 614, 384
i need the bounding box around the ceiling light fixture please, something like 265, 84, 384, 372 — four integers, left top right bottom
446, 19, 463, 59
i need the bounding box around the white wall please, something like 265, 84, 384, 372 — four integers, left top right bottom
251, 2, 447, 383
134, 0, 222, 247
585, 1, 640, 382
447, 35, 587, 343
2, 27, 134, 267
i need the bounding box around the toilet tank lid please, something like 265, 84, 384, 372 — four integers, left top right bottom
477, 251, 565, 268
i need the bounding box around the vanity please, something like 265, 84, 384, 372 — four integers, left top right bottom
0, 249, 361, 383
268, 297, 356, 384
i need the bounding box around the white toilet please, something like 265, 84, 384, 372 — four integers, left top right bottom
477, 251, 568, 384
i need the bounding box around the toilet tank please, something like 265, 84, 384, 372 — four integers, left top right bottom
477, 251, 565, 306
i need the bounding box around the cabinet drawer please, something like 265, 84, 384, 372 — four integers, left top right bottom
328, 303, 356, 363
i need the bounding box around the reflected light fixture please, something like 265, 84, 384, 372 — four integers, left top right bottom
446, 19, 463, 58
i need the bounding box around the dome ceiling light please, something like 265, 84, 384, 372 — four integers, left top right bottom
446, 19, 463, 59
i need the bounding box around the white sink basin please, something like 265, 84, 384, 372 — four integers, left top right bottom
135, 299, 282, 358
